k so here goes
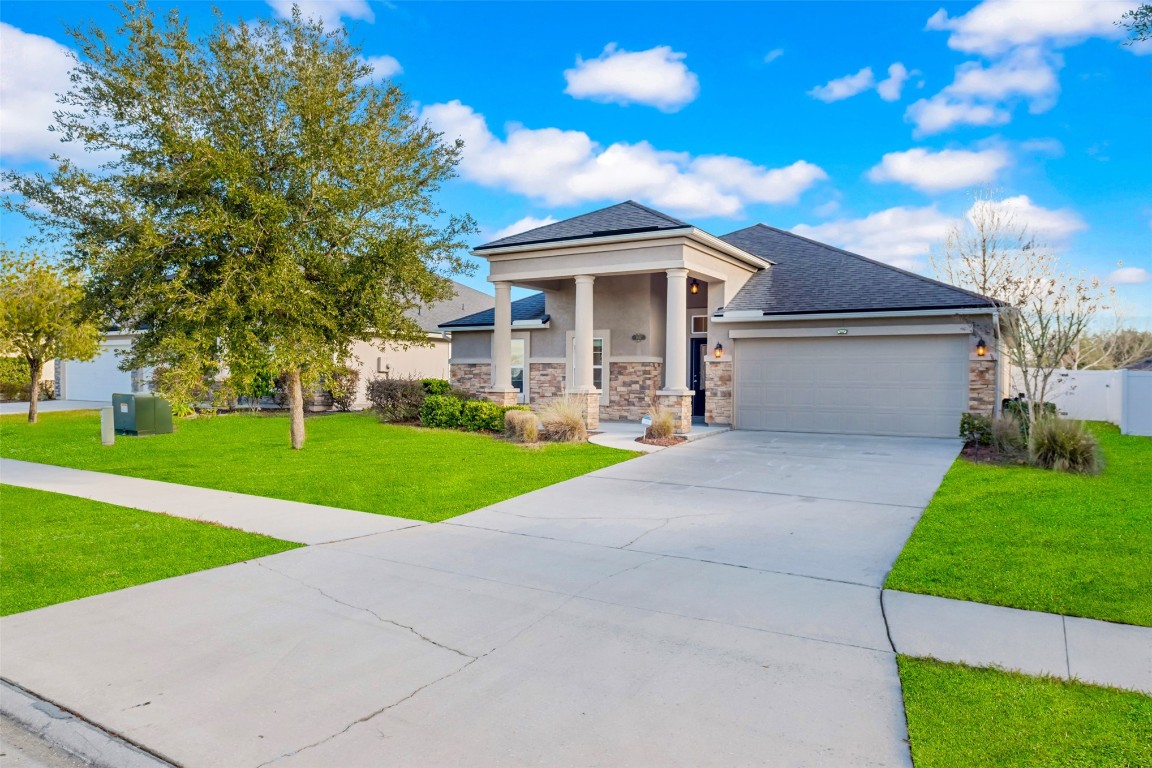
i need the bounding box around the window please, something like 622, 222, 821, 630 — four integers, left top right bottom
571, 336, 604, 390
510, 339, 525, 394
692, 315, 708, 335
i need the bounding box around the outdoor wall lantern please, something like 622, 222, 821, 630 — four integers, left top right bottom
976, 338, 988, 357
690, 278, 700, 295
714, 342, 723, 359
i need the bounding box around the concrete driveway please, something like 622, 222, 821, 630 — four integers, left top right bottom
0, 431, 960, 767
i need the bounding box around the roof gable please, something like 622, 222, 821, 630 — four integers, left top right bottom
719, 224, 997, 316
409, 281, 494, 332
475, 201, 691, 251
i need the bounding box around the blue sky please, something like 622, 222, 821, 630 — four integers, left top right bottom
2, 0, 1150, 321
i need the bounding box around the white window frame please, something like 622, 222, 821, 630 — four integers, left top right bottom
691, 315, 708, 335
566, 329, 610, 405
510, 333, 530, 404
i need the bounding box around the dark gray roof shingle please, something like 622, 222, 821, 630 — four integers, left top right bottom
439, 292, 547, 329
475, 201, 691, 250
719, 225, 998, 315
410, 281, 494, 333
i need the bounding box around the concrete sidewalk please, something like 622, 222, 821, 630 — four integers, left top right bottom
0, 401, 110, 415
884, 590, 1152, 694
0, 459, 417, 545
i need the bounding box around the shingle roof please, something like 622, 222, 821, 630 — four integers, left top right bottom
475, 201, 691, 250
718, 224, 998, 315
439, 292, 548, 329
410, 281, 494, 333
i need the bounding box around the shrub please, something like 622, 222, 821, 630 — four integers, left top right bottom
421, 378, 452, 396
645, 406, 676, 440
959, 412, 992, 446
505, 409, 538, 443
538, 398, 587, 442
150, 365, 209, 417
1002, 398, 1058, 433
0, 357, 54, 401
366, 376, 425, 422
990, 413, 1027, 454
324, 366, 360, 412
420, 394, 463, 428
1028, 418, 1100, 474
460, 399, 503, 431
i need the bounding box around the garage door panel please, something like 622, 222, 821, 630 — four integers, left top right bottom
734, 336, 967, 438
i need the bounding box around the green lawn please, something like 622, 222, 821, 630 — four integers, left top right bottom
1, 484, 299, 615
899, 657, 1152, 768
886, 423, 1152, 626
0, 410, 634, 523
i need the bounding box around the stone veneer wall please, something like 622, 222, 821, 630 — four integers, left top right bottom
602, 362, 662, 421
705, 360, 733, 425
450, 363, 490, 398
655, 393, 693, 433
528, 363, 566, 408
968, 359, 997, 415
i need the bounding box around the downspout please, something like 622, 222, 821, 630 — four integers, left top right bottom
992, 308, 1002, 417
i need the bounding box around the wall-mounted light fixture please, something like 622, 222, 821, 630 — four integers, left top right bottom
690, 278, 700, 295
976, 338, 988, 357
631, 333, 646, 342
713, 342, 723, 359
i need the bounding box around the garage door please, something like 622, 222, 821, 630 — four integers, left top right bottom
63, 345, 134, 401
734, 335, 968, 438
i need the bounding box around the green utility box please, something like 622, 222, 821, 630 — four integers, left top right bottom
112, 393, 174, 436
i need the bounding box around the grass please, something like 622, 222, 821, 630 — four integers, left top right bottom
0, 410, 634, 523
886, 423, 1152, 626
899, 657, 1152, 768
0, 484, 299, 615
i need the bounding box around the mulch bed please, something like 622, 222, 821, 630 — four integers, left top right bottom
960, 444, 1029, 466
636, 435, 687, 447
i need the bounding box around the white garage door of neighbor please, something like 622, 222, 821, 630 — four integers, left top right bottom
64, 346, 133, 401
734, 335, 969, 438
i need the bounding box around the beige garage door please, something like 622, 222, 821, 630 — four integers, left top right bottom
734, 335, 968, 438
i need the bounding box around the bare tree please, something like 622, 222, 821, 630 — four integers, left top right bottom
931, 191, 1111, 423
1065, 316, 1152, 370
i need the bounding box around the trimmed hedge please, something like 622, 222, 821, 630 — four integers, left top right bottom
421, 378, 452, 395
419, 394, 529, 432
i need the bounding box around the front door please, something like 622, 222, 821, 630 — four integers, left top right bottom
690, 340, 707, 419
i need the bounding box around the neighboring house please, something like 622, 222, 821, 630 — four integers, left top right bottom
56, 330, 150, 401
440, 201, 1003, 438
56, 282, 494, 406
347, 281, 494, 406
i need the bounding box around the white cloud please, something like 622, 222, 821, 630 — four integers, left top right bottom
359, 54, 402, 81
0, 23, 73, 163
422, 100, 826, 218
868, 147, 1011, 193
489, 215, 558, 242
808, 67, 875, 102
1109, 266, 1150, 285
266, 0, 374, 27
984, 194, 1086, 241
1019, 138, 1064, 156
793, 206, 955, 271
926, 0, 1132, 56
792, 195, 1086, 272
947, 47, 1061, 112
876, 63, 913, 101
563, 44, 699, 112
763, 49, 785, 64
905, 93, 1011, 136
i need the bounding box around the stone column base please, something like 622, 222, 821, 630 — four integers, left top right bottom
655, 392, 693, 433
705, 361, 733, 425
573, 391, 601, 431
485, 389, 519, 407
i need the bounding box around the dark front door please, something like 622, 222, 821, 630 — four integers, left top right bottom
690, 340, 707, 419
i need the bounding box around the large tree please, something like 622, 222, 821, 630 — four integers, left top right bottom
0, 251, 103, 423
4, 2, 474, 448
1117, 3, 1152, 45
931, 192, 1110, 423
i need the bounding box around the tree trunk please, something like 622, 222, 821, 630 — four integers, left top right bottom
287, 369, 305, 450
27, 358, 42, 424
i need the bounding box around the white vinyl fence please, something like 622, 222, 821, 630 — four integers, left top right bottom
1009, 368, 1152, 437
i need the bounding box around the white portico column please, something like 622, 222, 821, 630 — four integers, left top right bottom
572, 274, 599, 428
657, 268, 692, 433
662, 268, 690, 393
573, 275, 596, 392
487, 281, 517, 406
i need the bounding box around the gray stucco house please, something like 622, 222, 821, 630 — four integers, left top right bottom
441, 201, 1002, 438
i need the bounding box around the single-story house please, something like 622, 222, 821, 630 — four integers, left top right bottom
56, 281, 494, 406
347, 281, 493, 407
440, 200, 1004, 438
